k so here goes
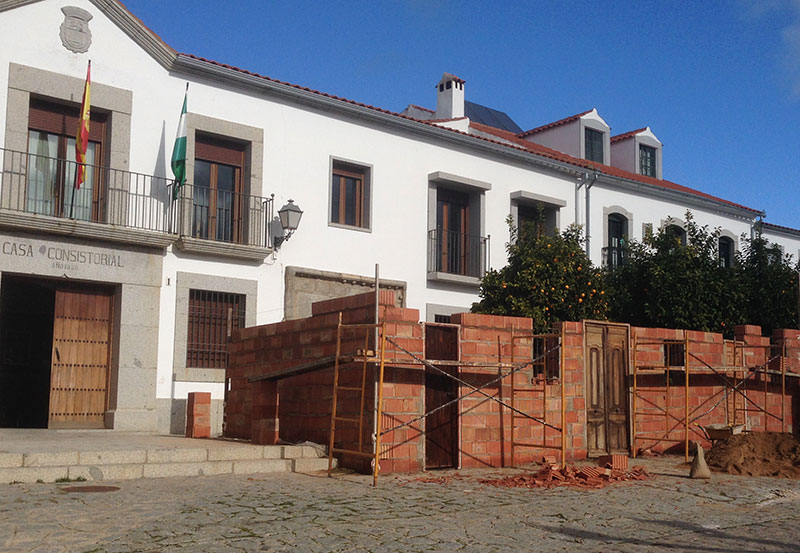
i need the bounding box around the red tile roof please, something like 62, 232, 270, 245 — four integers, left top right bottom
471, 122, 760, 214
611, 128, 647, 143
518, 109, 593, 138
761, 222, 800, 235
408, 104, 435, 113
173, 55, 759, 216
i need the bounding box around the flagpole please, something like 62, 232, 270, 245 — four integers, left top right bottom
69, 162, 78, 219
71, 59, 91, 220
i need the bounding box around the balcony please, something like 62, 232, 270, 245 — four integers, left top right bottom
0, 146, 176, 247
602, 246, 627, 269
427, 228, 488, 285
0, 147, 271, 258
174, 184, 270, 260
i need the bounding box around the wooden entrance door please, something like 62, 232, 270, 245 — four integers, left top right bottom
49, 287, 113, 428
424, 324, 459, 469
585, 322, 629, 456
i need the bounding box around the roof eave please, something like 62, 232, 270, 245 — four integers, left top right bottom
175, 55, 585, 180
593, 172, 762, 221
761, 223, 800, 238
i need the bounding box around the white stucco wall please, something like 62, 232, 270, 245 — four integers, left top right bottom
584, 182, 755, 264
522, 119, 581, 159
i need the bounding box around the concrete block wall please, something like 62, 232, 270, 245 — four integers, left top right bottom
376, 309, 425, 474
229, 293, 799, 474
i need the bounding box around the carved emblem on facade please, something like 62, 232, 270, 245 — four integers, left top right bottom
59, 6, 93, 54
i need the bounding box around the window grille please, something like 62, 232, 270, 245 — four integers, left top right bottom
187, 289, 246, 369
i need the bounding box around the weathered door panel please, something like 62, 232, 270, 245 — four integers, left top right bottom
49, 287, 113, 428
605, 325, 629, 453
585, 325, 607, 455
585, 323, 630, 456
424, 324, 459, 469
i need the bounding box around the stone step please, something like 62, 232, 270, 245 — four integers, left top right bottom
0, 443, 336, 484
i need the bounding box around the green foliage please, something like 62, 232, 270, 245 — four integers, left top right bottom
736, 226, 800, 335
472, 217, 608, 332
606, 212, 799, 336
606, 212, 741, 333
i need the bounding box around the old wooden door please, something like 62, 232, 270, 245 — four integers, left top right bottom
424, 324, 459, 469
585, 322, 629, 456
49, 287, 113, 428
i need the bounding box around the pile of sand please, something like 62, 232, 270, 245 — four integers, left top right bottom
706, 432, 800, 478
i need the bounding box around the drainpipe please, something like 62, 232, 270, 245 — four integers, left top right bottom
575, 173, 587, 229
577, 172, 599, 256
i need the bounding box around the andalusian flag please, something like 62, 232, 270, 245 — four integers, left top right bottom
171, 84, 188, 201
75, 60, 91, 189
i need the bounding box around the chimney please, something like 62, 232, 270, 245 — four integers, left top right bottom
435, 73, 465, 119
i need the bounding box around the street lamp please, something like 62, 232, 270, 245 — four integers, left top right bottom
273, 199, 303, 249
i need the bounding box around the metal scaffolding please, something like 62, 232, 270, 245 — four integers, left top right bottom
323, 317, 568, 486
631, 332, 796, 462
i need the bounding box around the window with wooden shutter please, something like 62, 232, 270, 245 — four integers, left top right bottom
192, 134, 245, 243
27, 99, 107, 221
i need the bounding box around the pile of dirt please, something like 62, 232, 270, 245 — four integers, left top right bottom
706, 432, 800, 478
479, 464, 650, 490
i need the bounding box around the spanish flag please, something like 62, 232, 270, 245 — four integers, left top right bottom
75, 60, 91, 189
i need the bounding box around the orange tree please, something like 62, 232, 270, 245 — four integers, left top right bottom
472, 219, 608, 332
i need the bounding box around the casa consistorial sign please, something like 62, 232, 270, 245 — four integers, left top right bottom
60, 6, 93, 54
1, 239, 124, 271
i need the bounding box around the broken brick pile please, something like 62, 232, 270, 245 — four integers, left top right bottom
480, 455, 649, 490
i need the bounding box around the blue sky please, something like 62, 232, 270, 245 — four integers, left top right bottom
123, 0, 800, 228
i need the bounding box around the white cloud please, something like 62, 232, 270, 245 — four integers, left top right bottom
782, 2, 800, 97
739, 0, 800, 98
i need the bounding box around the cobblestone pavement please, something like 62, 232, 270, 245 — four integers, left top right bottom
2, 458, 800, 553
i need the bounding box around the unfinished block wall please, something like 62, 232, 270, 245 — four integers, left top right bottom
227, 289, 800, 474
226, 290, 426, 473
449, 315, 587, 468
631, 324, 796, 454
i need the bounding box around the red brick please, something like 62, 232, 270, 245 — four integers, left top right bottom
597, 454, 629, 471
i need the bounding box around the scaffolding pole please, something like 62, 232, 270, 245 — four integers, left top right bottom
631, 334, 790, 459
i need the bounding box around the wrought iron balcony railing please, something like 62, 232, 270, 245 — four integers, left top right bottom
174, 183, 269, 248
1, 146, 175, 233
0, 147, 271, 248
428, 228, 488, 278
602, 246, 627, 269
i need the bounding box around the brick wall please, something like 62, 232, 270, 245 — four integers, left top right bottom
449, 314, 586, 468
631, 324, 796, 455
226, 290, 426, 473
228, 293, 799, 474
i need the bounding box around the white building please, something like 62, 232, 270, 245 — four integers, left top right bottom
0, 0, 796, 434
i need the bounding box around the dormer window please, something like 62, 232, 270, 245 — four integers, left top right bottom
639, 145, 656, 177
585, 128, 604, 163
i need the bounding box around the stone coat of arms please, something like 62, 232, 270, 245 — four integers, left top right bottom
60, 6, 93, 54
